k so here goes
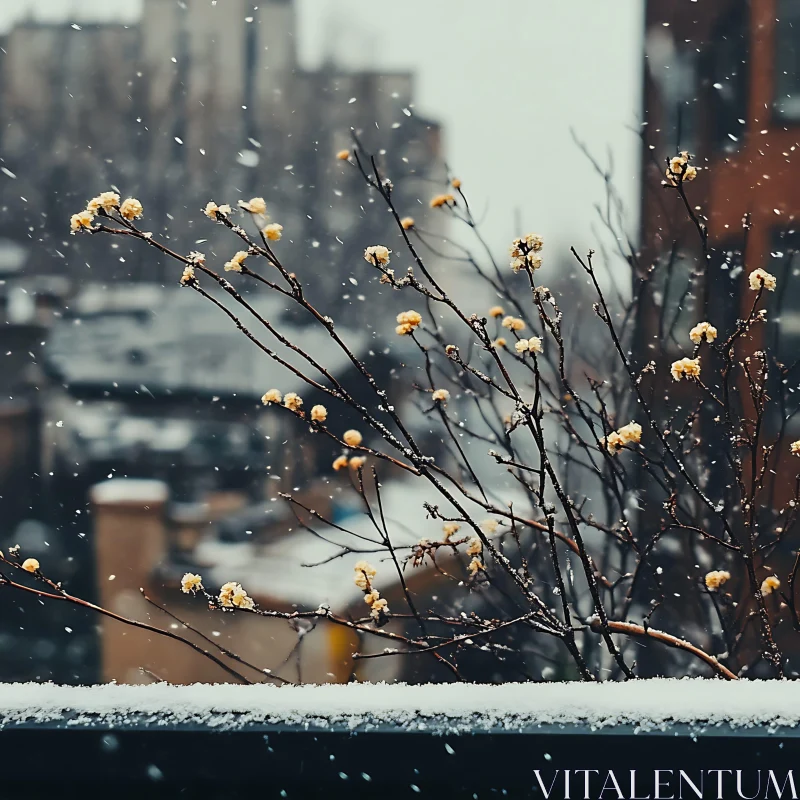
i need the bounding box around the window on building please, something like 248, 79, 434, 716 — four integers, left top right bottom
655, 244, 744, 354
767, 230, 800, 422
653, 248, 699, 353
646, 28, 699, 155
768, 230, 800, 358
708, 1, 748, 149
775, 0, 800, 119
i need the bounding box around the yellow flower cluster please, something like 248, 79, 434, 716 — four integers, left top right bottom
364, 588, 389, 622
332, 454, 367, 471
219, 581, 255, 609
364, 245, 391, 266
664, 151, 698, 185
119, 197, 144, 221
602, 421, 642, 454
468, 557, 485, 576
761, 575, 780, 596
70, 211, 94, 232
181, 572, 203, 593
310, 405, 327, 423
430, 193, 455, 209
432, 388, 450, 403
22, 558, 40, 573
689, 321, 717, 345
180, 265, 196, 286
370, 598, 389, 621
343, 429, 363, 447
704, 570, 730, 591
261, 389, 282, 405
263, 223, 283, 241
466, 536, 482, 556
87, 191, 120, 214
204, 201, 232, 220
791, 440, 800, 456
749, 268, 777, 292
336, 149, 350, 161
670, 357, 701, 382
501, 316, 525, 332
400, 217, 415, 230
71, 191, 143, 232
353, 560, 377, 590
520, 233, 544, 252
442, 522, 460, 540
224, 251, 248, 272
489, 305, 505, 318
396, 309, 422, 336
238, 197, 267, 215
283, 392, 303, 411
514, 337, 543, 355
509, 233, 544, 273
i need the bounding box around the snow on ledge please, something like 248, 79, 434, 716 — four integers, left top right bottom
0, 679, 799, 733
90, 478, 168, 505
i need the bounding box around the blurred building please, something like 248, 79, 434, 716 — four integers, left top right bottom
0, 240, 89, 683
0, 0, 445, 308
0, 0, 448, 683
640, 0, 800, 466
89, 476, 447, 685
41, 281, 395, 509
639, 0, 800, 672
641, 0, 800, 367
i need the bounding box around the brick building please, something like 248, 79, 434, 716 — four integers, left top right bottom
639, 0, 800, 673
641, 0, 800, 364
0, 0, 447, 683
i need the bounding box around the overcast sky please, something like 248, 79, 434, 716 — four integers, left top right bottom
1, 0, 644, 261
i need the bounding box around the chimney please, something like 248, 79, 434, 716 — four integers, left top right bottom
90, 478, 169, 683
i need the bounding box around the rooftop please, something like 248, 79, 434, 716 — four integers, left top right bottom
45, 283, 371, 401
194, 478, 452, 611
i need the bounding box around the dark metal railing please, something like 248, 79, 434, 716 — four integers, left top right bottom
3, 711, 799, 798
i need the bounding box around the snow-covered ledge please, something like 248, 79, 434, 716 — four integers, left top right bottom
2, 679, 800, 732
3, 681, 800, 798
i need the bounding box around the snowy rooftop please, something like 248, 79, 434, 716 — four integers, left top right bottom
194, 477, 549, 611
1, 680, 800, 733
45, 283, 371, 400
195, 479, 456, 610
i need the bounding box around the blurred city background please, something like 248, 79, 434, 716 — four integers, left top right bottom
0, 0, 796, 684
